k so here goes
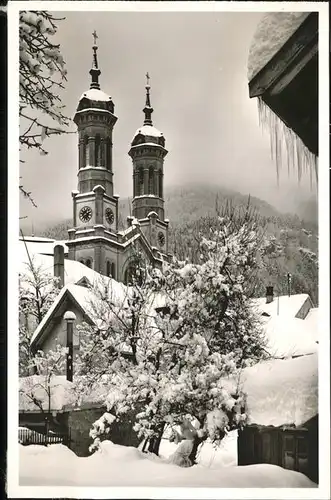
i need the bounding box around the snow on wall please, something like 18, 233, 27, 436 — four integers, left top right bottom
240, 353, 318, 427
247, 12, 310, 81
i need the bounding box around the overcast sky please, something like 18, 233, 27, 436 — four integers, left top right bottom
19, 10, 317, 229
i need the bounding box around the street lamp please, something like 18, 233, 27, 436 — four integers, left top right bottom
63, 311, 76, 382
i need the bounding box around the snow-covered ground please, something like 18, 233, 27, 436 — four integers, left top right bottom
19, 440, 316, 488
159, 432, 238, 468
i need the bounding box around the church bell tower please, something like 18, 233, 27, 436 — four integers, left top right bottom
128, 74, 169, 253
67, 32, 120, 276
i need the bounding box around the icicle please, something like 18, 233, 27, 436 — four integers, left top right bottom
256, 97, 317, 189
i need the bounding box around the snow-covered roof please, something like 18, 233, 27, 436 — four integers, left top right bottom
132, 125, 163, 141
19, 238, 69, 257
239, 353, 318, 427
248, 12, 310, 81
305, 308, 319, 342
30, 279, 127, 347
251, 293, 311, 319
263, 315, 317, 358
79, 88, 112, 102
20, 251, 107, 290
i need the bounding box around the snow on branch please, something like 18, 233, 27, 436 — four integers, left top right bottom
19, 11, 72, 203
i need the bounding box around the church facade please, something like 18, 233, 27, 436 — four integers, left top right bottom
66, 37, 170, 283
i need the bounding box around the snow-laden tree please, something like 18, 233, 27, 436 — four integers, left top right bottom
20, 345, 68, 428
76, 212, 267, 463
19, 255, 61, 376
19, 10, 69, 205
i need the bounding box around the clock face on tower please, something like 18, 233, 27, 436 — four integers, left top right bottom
79, 205, 92, 223
105, 207, 115, 225
158, 231, 165, 247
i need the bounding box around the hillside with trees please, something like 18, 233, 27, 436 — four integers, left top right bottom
39, 184, 318, 304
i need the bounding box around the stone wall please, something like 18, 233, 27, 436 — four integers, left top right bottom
67, 407, 140, 457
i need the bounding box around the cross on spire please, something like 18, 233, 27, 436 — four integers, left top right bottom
92, 30, 98, 46
90, 30, 101, 89
143, 72, 153, 126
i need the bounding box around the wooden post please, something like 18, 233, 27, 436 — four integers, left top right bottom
64, 311, 76, 382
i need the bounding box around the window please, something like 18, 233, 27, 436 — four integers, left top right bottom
149, 167, 154, 194
95, 134, 101, 167
85, 259, 92, 268
111, 262, 115, 278
106, 261, 111, 277
84, 136, 89, 166
139, 168, 144, 195
124, 263, 143, 286
158, 173, 163, 198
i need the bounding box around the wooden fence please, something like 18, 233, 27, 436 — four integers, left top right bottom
18, 427, 70, 447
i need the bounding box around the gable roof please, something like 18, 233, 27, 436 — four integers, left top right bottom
30, 280, 127, 349
251, 293, 312, 319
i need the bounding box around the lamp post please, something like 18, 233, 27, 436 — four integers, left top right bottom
63, 311, 76, 382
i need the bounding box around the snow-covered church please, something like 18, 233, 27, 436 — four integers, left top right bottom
67, 37, 170, 283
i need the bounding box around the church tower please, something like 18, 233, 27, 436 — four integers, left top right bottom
67, 32, 119, 277
128, 75, 169, 253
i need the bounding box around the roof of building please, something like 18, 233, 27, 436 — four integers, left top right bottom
30, 279, 127, 347
132, 124, 163, 142
251, 293, 317, 358
79, 88, 112, 102
251, 293, 312, 319
262, 315, 317, 358
20, 251, 108, 290
238, 352, 318, 427
247, 12, 310, 81
19, 237, 69, 257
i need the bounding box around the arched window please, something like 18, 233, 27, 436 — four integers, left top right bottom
84, 136, 89, 166
79, 259, 85, 265
86, 259, 92, 268
124, 259, 144, 286
149, 167, 154, 194
95, 134, 101, 167
139, 168, 144, 196
106, 261, 111, 277
111, 262, 116, 278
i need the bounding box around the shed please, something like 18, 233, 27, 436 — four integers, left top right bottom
237, 353, 318, 482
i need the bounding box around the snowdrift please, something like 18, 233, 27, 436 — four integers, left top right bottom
19, 440, 317, 487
